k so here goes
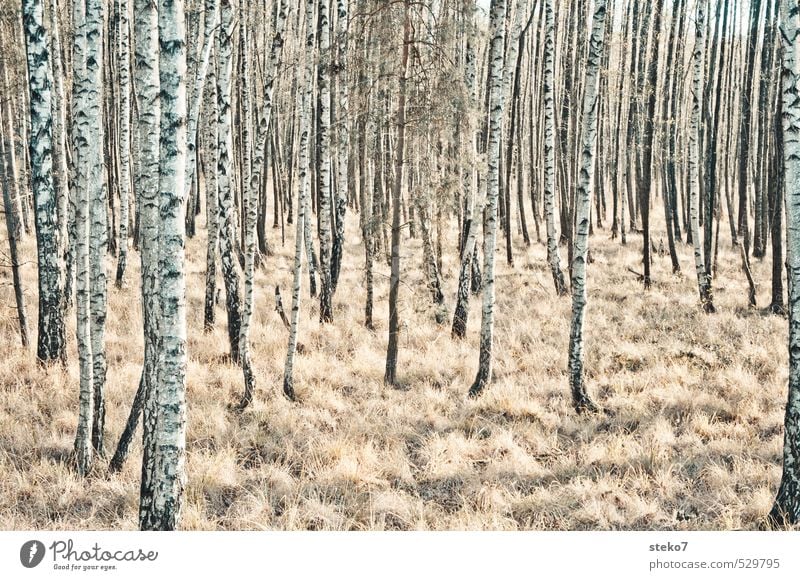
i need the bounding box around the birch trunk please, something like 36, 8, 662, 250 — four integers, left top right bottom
115, 0, 132, 286
565, 0, 606, 413
318, 0, 334, 323
284, 0, 317, 401
216, 0, 243, 363
140, 0, 188, 531
543, 0, 567, 296
330, 0, 349, 293
70, 0, 93, 475
452, 32, 480, 339
689, 1, 715, 313
49, 0, 69, 288
85, 0, 108, 457
770, 0, 800, 526
1, 104, 29, 348
236, 0, 256, 409
384, 0, 411, 387
184, 0, 219, 202
22, 0, 67, 364
132, 0, 162, 508
468, 0, 505, 398
204, 41, 219, 331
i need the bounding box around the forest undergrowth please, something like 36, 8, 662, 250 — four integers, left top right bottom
0, 212, 789, 530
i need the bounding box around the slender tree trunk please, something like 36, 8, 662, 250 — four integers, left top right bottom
139, 0, 188, 531
115, 0, 132, 287
689, 1, 715, 313
771, 90, 785, 315
384, 0, 411, 387
770, 0, 800, 526
0, 103, 29, 348
69, 0, 94, 475
331, 0, 349, 293
84, 0, 108, 457
216, 0, 242, 363
204, 41, 219, 332
49, 0, 69, 295
468, 0, 506, 398
566, 0, 606, 413
284, 0, 317, 402
318, 0, 334, 323
543, 0, 567, 296
132, 0, 162, 506
22, 0, 67, 365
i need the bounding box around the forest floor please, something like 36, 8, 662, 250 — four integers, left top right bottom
0, 211, 791, 530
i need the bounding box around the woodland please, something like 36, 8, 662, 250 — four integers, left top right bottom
2, 0, 800, 531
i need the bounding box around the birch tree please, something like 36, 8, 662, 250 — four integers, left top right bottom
84, 0, 108, 457
22, 0, 67, 364
318, 0, 334, 323
565, 0, 606, 413
384, 0, 411, 387
284, 0, 317, 401
140, 0, 189, 531
330, 0, 349, 293
770, 0, 800, 527
689, 0, 715, 313
114, 0, 132, 287
70, 0, 94, 475
1, 89, 29, 348
542, 0, 566, 296
216, 0, 243, 363
468, 0, 505, 398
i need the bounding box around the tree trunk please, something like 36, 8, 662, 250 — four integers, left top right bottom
139, 0, 189, 532
384, 0, 411, 387
216, 0, 243, 363
0, 100, 29, 348
85, 0, 108, 458
566, 0, 606, 413
543, 0, 567, 296
284, 0, 317, 402
689, 1, 715, 314
22, 0, 67, 365
770, 0, 800, 526
115, 0, 132, 287
468, 0, 506, 398
331, 0, 349, 293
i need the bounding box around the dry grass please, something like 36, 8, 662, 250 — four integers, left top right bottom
0, 210, 790, 530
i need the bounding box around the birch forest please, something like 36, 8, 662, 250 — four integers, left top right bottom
2, 0, 800, 531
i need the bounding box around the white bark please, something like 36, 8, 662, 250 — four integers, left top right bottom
143, 0, 189, 531
81, 0, 108, 457
543, 0, 567, 296
318, 0, 334, 323
203, 38, 219, 331
184, 0, 219, 200
284, 0, 317, 400
216, 0, 243, 363
134, 0, 162, 524
22, 0, 67, 364
566, 0, 606, 413
771, 0, 800, 526
468, 0, 506, 397
115, 0, 132, 286
331, 0, 349, 292
689, 0, 714, 313
69, 0, 94, 476
49, 0, 69, 278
